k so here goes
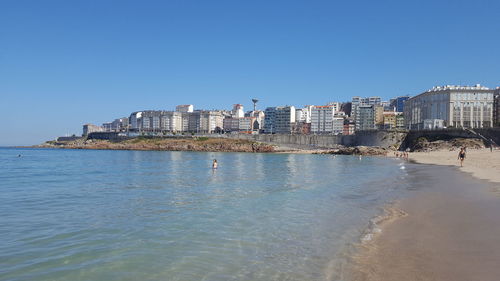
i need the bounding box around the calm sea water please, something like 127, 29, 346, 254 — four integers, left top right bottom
0, 148, 413, 281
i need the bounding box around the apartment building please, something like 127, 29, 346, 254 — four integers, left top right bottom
351, 96, 382, 121
129, 110, 222, 133
274, 106, 295, 134
161, 111, 183, 132
187, 111, 224, 133
223, 117, 255, 132
264, 106, 295, 133
374, 105, 384, 128
355, 104, 375, 130
390, 96, 410, 112
310, 105, 335, 134
263, 107, 276, 133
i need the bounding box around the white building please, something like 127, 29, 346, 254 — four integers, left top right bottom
161, 111, 183, 132
326, 102, 340, 112
232, 104, 244, 118
198, 111, 224, 133
311, 105, 336, 134
404, 84, 495, 129
332, 117, 344, 134
129, 111, 143, 130
186, 111, 224, 133
176, 104, 194, 113
296, 105, 313, 123
246, 110, 265, 131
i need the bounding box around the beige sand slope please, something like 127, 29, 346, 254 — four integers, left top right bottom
410, 148, 500, 183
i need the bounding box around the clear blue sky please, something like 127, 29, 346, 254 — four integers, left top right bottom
1, 0, 499, 145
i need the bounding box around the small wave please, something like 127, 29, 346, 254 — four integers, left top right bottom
360, 204, 407, 243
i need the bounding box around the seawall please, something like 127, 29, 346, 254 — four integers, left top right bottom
225, 130, 408, 149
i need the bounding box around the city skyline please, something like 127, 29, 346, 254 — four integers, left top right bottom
2, 0, 500, 146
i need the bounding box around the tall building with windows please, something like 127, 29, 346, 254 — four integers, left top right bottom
140, 111, 163, 131
160, 111, 183, 132
390, 96, 410, 112
274, 106, 296, 134
129, 111, 143, 131
310, 105, 335, 134
351, 96, 381, 121
264, 106, 295, 133
223, 117, 255, 132
404, 85, 495, 129
263, 107, 277, 133
186, 111, 224, 133
355, 105, 375, 130
374, 105, 384, 128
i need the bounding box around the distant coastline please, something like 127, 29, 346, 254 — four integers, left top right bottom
32, 135, 403, 156
33, 136, 277, 153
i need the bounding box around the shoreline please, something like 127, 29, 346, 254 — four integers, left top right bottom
347, 153, 500, 281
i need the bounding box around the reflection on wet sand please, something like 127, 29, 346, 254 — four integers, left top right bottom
348, 165, 500, 281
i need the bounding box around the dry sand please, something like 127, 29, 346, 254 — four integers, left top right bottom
348, 150, 500, 281
409, 148, 500, 183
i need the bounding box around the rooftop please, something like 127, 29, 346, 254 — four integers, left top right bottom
428, 84, 490, 91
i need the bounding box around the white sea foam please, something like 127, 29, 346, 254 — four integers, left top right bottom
360, 205, 407, 244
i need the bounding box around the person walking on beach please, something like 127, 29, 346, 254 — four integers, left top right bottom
212, 159, 218, 169
458, 147, 466, 167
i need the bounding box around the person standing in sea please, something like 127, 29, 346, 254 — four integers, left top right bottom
212, 159, 218, 169
458, 147, 466, 167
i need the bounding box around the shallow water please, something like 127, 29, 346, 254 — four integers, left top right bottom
1, 148, 413, 281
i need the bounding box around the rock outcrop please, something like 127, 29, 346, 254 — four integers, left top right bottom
409, 137, 485, 152
317, 146, 389, 156
36, 137, 276, 153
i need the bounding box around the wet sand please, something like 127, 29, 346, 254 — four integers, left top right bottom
348, 164, 500, 281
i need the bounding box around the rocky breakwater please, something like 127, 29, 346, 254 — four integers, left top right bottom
315, 146, 389, 156
37, 137, 276, 153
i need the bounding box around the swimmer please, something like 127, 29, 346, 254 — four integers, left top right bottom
212, 159, 218, 169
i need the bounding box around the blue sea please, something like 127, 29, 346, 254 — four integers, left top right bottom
0, 148, 414, 281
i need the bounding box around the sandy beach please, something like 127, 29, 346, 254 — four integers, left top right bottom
348, 149, 500, 281
409, 148, 500, 183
